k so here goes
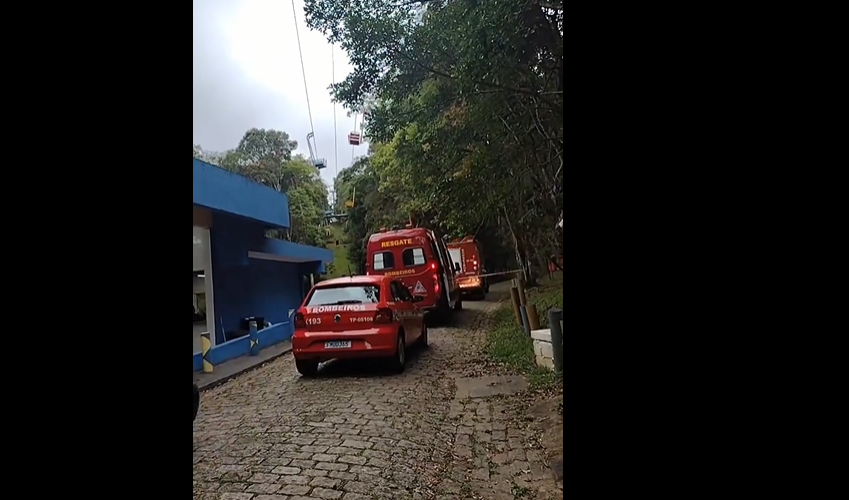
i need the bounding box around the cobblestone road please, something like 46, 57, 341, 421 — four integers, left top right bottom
193, 288, 561, 500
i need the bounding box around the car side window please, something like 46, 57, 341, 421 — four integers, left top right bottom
373, 251, 395, 270
402, 247, 427, 267
397, 283, 414, 302
389, 281, 405, 302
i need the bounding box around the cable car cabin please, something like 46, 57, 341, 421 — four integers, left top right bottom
447, 236, 489, 300
313, 158, 327, 169
365, 227, 462, 323
345, 200, 355, 208
348, 132, 361, 146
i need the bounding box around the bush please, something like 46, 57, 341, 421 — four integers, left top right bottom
483, 274, 563, 390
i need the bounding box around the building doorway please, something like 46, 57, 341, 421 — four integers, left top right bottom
194, 225, 215, 354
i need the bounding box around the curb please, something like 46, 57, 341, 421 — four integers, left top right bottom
197, 346, 293, 392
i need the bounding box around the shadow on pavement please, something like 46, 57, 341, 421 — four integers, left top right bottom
296, 343, 430, 380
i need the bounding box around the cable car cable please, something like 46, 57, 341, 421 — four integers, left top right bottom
290, 0, 316, 157
332, 45, 339, 183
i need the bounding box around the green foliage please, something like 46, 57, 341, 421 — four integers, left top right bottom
306, 0, 563, 279
324, 224, 352, 278
483, 274, 563, 390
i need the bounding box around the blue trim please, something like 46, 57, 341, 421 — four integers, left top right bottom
193, 158, 290, 228
262, 238, 333, 268
192, 322, 293, 372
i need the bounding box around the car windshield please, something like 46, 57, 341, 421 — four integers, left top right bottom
306, 285, 380, 306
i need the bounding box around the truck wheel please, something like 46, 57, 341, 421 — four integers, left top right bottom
435, 291, 452, 324
453, 296, 463, 311
418, 322, 429, 348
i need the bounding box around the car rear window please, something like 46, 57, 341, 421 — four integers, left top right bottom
307, 285, 380, 306
402, 247, 427, 267
448, 248, 462, 265
372, 251, 395, 270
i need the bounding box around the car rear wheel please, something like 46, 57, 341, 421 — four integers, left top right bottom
389, 333, 406, 373
296, 359, 319, 377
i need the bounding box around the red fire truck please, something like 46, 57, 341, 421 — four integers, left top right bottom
447, 236, 489, 300
365, 226, 462, 322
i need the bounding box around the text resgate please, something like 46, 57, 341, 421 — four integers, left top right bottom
380, 238, 413, 248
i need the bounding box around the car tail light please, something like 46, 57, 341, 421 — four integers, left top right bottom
294, 313, 306, 328
433, 274, 440, 294
430, 262, 437, 271
374, 308, 394, 324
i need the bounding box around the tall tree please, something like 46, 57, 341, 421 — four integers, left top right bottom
306, 0, 563, 279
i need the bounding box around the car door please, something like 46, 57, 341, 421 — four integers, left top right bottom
437, 239, 459, 301
390, 281, 417, 342
397, 283, 424, 337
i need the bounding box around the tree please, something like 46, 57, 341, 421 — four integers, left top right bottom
305, 0, 564, 280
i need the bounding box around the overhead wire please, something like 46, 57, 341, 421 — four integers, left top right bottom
290, 0, 316, 157
332, 45, 338, 181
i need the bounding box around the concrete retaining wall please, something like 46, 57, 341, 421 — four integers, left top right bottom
193, 321, 292, 372
531, 329, 554, 370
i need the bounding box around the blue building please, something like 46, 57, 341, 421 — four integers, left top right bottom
192, 158, 333, 372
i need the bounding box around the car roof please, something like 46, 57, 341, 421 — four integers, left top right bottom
367, 228, 430, 243
315, 275, 386, 288
447, 240, 478, 248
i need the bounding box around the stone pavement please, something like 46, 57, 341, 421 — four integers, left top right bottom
193, 285, 562, 500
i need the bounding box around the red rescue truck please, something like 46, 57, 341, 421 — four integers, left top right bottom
447, 236, 489, 300
365, 227, 462, 322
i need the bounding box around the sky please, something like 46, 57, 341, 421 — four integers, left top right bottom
193, 0, 367, 190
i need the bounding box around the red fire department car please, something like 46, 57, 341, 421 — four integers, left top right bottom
365, 227, 462, 322
292, 275, 427, 376
447, 236, 490, 300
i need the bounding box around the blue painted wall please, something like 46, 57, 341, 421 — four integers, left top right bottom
193, 157, 333, 371
212, 258, 301, 341
209, 212, 329, 342
193, 321, 293, 372
193, 158, 290, 228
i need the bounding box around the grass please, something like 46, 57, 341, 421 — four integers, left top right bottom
483, 273, 563, 390
324, 223, 353, 278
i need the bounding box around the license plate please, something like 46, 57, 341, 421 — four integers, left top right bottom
324, 341, 352, 349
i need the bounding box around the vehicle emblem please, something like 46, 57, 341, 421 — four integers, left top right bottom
334, 314, 341, 323
414, 281, 427, 294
